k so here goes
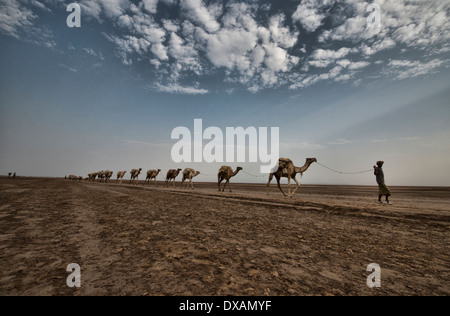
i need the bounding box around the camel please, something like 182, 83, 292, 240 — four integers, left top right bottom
8, 173, 12, 179
145, 169, 161, 186
267, 158, 317, 197
88, 172, 98, 182
116, 171, 127, 184
218, 166, 242, 192
129, 168, 142, 185
97, 170, 105, 182
104, 170, 113, 183
68, 175, 82, 181
181, 168, 201, 190
165, 169, 182, 187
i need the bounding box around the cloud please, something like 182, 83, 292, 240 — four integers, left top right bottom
58, 63, 78, 73
142, 0, 158, 14
328, 139, 353, 145
280, 141, 325, 152
387, 59, 445, 80
3, 0, 449, 94
292, 0, 335, 32
83, 47, 105, 60
79, 0, 131, 20
206, 28, 257, 70
309, 47, 351, 68
0, 0, 36, 38
0, 0, 56, 48
181, 0, 220, 33
155, 83, 209, 95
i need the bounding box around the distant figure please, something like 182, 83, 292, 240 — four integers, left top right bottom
12, 172, 16, 179
374, 161, 391, 204
8, 173, 12, 179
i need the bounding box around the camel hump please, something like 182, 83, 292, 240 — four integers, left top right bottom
278, 158, 292, 168
219, 166, 229, 173
279, 158, 292, 164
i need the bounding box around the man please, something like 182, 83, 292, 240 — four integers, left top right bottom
374, 161, 391, 204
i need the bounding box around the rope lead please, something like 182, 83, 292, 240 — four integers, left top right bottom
316, 162, 373, 175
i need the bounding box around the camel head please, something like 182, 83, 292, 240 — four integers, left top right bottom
194, 171, 201, 177
236, 167, 243, 171
306, 158, 317, 164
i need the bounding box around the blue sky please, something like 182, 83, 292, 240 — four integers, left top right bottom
0, 0, 449, 185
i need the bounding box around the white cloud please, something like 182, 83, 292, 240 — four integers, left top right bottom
387, 59, 445, 80
328, 139, 353, 145
83, 47, 105, 60
309, 47, 351, 68
5, 0, 448, 94
269, 14, 299, 49
58, 63, 78, 73
360, 38, 396, 56
263, 43, 289, 72
347, 61, 370, 70
142, 0, 158, 14
319, 0, 449, 54
181, 0, 220, 33
155, 83, 209, 95
163, 19, 179, 33
280, 141, 325, 153
292, 0, 333, 32
79, 0, 131, 21
0, 0, 36, 38
206, 28, 257, 71
0, 0, 56, 48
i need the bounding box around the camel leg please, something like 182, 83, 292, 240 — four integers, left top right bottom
287, 177, 292, 197
225, 180, 232, 192
218, 176, 222, 192
267, 173, 274, 196
190, 179, 193, 190
276, 176, 287, 196
291, 177, 301, 195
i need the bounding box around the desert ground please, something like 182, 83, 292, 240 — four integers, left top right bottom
0, 177, 449, 296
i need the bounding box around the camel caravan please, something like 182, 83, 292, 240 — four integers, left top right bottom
69, 157, 317, 196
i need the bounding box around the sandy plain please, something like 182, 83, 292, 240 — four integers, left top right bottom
0, 177, 448, 296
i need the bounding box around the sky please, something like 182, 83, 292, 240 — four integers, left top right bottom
0, 0, 449, 186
